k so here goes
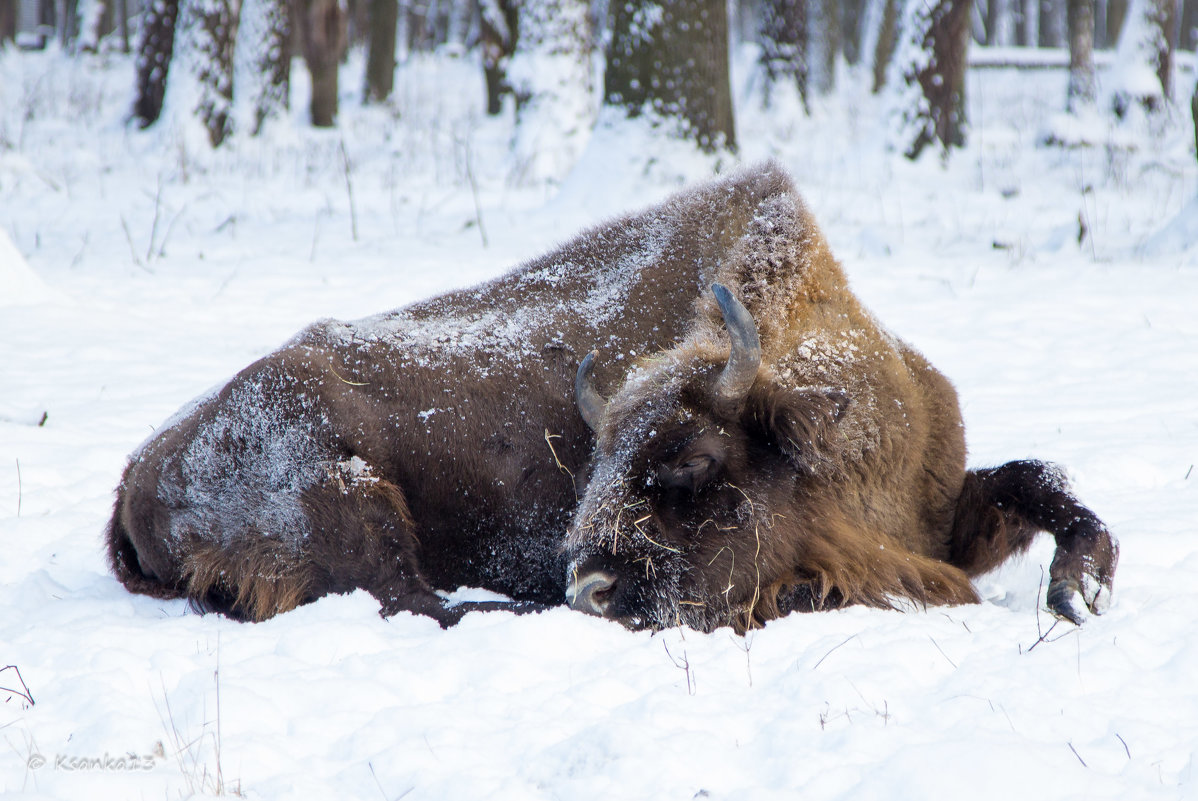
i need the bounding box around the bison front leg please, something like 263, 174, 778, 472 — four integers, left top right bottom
947, 460, 1118, 623
304, 467, 548, 627
301, 468, 468, 626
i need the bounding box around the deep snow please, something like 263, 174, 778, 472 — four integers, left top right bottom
2, 42, 1197, 800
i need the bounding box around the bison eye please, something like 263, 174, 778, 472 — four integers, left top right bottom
658, 453, 721, 495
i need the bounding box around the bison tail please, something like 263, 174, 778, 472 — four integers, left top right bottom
105, 509, 185, 602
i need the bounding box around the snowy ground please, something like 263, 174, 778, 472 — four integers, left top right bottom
2, 44, 1197, 800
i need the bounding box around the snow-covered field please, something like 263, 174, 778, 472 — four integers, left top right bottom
2, 43, 1197, 800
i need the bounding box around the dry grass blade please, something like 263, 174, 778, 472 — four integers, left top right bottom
812, 635, 857, 671
0, 665, 34, 706
633, 515, 681, 553
329, 365, 370, 386
543, 430, 578, 501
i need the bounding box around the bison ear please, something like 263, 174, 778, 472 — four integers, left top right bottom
749, 386, 849, 473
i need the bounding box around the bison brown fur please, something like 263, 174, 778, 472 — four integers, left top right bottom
107, 162, 1117, 632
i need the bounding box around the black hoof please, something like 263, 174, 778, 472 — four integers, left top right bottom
1047, 574, 1111, 625
1046, 578, 1086, 625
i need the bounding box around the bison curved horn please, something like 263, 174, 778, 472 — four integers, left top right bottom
711, 283, 761, 411
575, 350, 607, 432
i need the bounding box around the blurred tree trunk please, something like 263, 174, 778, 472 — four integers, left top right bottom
365, 0, 398, 102
480, 0, 517, 114
758, 0, 809, 112
1067, 0, 1097, 109
890, 0, 971, 159
983, 0, 1021, 44
194, 0, 243, 147
985, 0, 999, 43
1, 0, 17, 43
841, 0, 866, 64
295, 0, 348, 126
1040, 0, 1067, 45
1191, 79, 1197, 159
116, 0, 129, 51
605, 0, 737, 152
133, 0, 181, 127
1021, 0, 1043, 43
1107, 0, 1129, 43
346, 0, 367, 45
1150, 0, 1179, 99
1180, 0, 1198, 49
447, 0, 473, 45
55, 0, 79, 46
872, 0, 899, 92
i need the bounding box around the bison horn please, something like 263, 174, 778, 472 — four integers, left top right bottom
575, 350, 607, 431
711, 283, 761, 410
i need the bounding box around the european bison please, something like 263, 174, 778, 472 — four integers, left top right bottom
108, 163, 1117, 631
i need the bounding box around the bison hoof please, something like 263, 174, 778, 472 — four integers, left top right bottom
1046, 574, 1111, 625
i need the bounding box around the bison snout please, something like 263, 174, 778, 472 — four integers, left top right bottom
566, 570, 617, 618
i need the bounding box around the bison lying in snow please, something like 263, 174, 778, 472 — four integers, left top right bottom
108, 163, 1117, 631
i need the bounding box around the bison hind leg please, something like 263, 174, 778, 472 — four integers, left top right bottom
106, 505, 316, 620
947, 460, 1118, 624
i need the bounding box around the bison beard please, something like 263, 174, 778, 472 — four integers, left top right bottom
107, 162, 1117, 632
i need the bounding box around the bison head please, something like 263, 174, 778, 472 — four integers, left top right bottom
566, 285, 849, 633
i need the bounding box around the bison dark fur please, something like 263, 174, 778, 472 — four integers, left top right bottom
107, 162, 1117, 631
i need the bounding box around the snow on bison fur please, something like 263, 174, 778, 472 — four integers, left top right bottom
107, 162, 1117, 631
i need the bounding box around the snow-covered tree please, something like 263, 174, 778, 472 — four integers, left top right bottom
133, 0, 182, 127
758, 0, 809, 112
507, 0, 594, 183
886, 0, 971, 160
480, 0, 517, 115
191, 0, 243, 146
604, 0, 737, 153
239, 0, 291, 134
78, 0, 106, 51
1108, 0, 1179, 116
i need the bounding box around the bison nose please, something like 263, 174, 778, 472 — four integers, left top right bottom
566, 570, 617, 617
